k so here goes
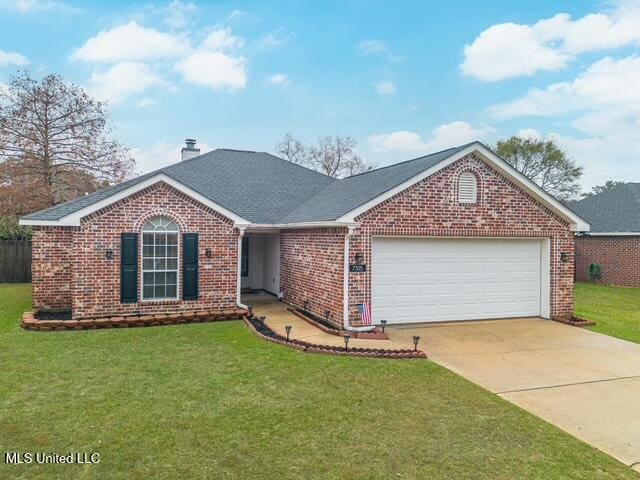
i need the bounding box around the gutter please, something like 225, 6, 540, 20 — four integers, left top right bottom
342, 226, 374, 333
576, 231, 640, 237
236, 225, 249, 311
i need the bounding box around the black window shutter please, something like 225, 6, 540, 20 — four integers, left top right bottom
120, 233, 138, 303
183, 233, 199, 300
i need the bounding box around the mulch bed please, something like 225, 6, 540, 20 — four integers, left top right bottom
552, 316, 596, 327
35, 310, 72, 321
22, 309, 248, 331
245, 316, 426, 359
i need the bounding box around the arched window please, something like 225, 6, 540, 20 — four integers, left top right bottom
142, 216, 179, 300
458, 172, 478, 204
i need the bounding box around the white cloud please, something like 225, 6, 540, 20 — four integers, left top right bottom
368, 131, 426, 153
266, 73, 289, 86
258, 29, 292, 49
86, 62, 164, 103
488, 51, 640, 189
368, 121, 494, 153
162, 1, 197, 30
175, 28, 247, 91
374, 81, 396, 95
227, 9, 247, 21
175, 51, 246, 91
0, 49, 28, 66
490, 55, 640, 118
548, 131, 640, 189
461, 22, 569, 82
72, 21, 188, 63
424, 121, 495, 151
461, 1, 640, 81
0, 0, 80, 13
202, 28, 244, 51
355, 39, 403, 61
516, 128, 542, 140
132, 140, 212, 173
135, 98, 156, 108
0, 82, 8, 95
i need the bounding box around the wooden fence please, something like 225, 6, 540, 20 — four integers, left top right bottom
0, 240, 32, 283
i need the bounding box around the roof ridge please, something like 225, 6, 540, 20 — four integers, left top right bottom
344, 142, 475, 179
259, 151, 337, 181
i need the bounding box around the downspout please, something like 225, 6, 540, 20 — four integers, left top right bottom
343, 225, 374, 332
236, 225, 249, 310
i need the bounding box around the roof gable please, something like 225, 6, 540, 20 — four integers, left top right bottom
20, 173, 251, 226
330, 142, 589, 231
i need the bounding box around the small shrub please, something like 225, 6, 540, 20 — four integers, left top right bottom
588, 263, 603, 282
0, 216, 31, 241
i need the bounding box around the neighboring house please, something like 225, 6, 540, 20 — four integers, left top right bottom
20, 140, 589, 328
572, 183, 640, 287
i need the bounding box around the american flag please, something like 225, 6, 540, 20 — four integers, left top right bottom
358, 302, 372, 325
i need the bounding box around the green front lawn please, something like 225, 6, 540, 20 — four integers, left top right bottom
576, 282, 640, 344
1, 284, 636, 479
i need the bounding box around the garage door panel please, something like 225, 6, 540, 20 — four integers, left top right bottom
372, 238, 543, 324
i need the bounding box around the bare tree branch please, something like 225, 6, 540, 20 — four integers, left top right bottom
276, 133, 373, 178
0, 71, 135, 215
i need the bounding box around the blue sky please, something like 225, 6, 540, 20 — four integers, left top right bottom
1, 0, 639, 192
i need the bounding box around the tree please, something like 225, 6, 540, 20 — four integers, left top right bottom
582, 180, 625, 198
275, 133, 372, 178
0, 71, 134, 214
494, 136, 583, 200
275, 133, 307, 165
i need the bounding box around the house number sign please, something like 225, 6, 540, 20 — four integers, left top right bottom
349, 264, 367, 273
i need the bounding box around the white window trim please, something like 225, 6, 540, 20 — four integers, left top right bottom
458, 171, 478, 204
141, 218, 180, 302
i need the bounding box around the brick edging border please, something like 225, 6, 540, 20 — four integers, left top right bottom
21, 309, 248, 331
243, 317, 426, 359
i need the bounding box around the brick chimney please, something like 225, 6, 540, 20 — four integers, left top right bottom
181, 138, 200, 161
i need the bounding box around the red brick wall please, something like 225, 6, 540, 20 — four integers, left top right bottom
31, 182, 239, 319
575, 236, 640, 287
347, 153, 575, 324
280, 228, 345, 326
32, 226, 76, 311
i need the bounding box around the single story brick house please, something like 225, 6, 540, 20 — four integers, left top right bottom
20, 140, 589, 329
572, 183, 640, 287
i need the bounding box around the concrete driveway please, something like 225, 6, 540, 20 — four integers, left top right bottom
387, 319, 640, 471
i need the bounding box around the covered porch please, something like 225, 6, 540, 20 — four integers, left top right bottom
240, 231, 281, 296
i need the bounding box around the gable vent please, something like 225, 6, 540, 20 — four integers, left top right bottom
458, 172, 478, 204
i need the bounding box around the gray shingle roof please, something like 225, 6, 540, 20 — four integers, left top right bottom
279, 144, 471, 222
21, 143, 475, 224
571, 183, 640, 233
22, 149, 336, 224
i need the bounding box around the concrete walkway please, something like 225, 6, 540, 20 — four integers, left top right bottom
386, 319, 640, 472
246, 293, 400, 350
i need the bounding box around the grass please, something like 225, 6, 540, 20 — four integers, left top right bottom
576, 281, 640, 344
1, 284, 637, 480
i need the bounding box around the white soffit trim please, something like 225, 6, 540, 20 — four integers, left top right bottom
247, 221, 359, 230
336, 142, 591, 232
19, 173, 250, 226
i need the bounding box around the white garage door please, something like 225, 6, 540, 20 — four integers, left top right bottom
372, 238, 545, 324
